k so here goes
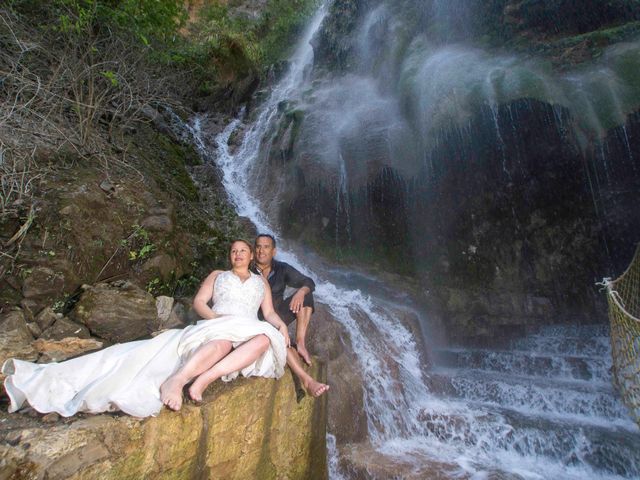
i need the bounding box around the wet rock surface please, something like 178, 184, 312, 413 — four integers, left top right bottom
308, 305, 368, 444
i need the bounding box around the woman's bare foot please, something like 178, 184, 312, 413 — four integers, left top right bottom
303, 378, 330, 397
188, 379, 207, 403
160, 375, 185, 411
296, 344, 312, 365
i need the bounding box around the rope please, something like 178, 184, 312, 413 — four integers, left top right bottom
602, 244, 640, 427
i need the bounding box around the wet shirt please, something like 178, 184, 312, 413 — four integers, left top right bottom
252, 260, 315, 305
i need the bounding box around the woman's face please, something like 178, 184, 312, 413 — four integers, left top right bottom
229, 241, 253, 268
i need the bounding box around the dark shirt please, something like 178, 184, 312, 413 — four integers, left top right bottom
252, 259, 315, 305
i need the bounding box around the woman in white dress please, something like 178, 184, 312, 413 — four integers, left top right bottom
2, 240, 290, 417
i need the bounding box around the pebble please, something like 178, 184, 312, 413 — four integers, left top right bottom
42, 412, 60, 423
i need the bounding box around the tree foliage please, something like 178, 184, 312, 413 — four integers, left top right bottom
176, 0, 320, 88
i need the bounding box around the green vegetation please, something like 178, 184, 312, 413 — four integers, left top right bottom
126, 226, 156, 262
174, 0, 320, 92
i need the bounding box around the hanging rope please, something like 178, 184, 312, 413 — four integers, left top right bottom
601, 244, 640, 427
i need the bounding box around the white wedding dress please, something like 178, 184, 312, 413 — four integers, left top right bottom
2, 271, 286, 418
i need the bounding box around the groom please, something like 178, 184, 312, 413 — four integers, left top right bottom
253, 234, 329, 397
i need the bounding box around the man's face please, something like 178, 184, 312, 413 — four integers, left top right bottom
255, 236, 276, 266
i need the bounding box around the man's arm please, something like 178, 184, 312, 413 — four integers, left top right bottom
283, 263, 315, 314
283, 263, 315, 292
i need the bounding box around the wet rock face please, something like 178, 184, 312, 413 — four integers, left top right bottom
307, 305, 368, 444
312, 0, 371, 70
69, 282, 159, 342
500, 0, 640, 36
275, 99, 639, 330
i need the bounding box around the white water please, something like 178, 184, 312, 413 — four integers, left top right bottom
189, 0, 428, 441
184, 2, 640, 479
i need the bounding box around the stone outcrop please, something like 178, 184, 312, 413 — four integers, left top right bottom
0, 362, 328, 480
69, 282, 159, 343
40, 318, 91, 341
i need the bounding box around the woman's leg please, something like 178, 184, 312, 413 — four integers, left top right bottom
188, 334, 270, 401
160, 339, 233, 410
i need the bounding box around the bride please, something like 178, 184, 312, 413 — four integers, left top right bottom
2, 240, 290, 417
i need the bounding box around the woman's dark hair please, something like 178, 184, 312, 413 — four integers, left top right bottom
256, 233, 276, 248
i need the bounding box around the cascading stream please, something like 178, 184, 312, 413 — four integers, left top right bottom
189, 0, 428, 446
184, 1, 640, 478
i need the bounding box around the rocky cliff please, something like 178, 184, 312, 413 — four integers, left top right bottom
0, 361, 328, 479
250, 0, 640, 345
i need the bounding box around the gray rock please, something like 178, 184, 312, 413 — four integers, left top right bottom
35, 307, 58, 330
99, 179, 115, 193
21, 267, 66, 312
19, 298, 38, 322
170, 302, 188, 327
141, 254, 176, 281
69, 282, 159, 342
156, 296, 175, 328
0, 330, 39, 380
0, 310, 32, 341
22, 267, 65, 299
26, 322, 42, 338
41, 318, 91, 340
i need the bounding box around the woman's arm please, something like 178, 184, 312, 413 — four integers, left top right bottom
260, 277, 291, 347
193, 270, 223, 320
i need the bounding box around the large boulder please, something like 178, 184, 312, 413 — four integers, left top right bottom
0, 362, 328, 479
69, 282, 159, 342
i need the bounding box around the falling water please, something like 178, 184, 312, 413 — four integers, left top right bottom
188, 0, 430, 447
184, 1, 640, 478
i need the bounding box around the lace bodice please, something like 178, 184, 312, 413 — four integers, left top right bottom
212, 271, 265, 318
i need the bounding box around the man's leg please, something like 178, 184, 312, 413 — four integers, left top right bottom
188, 334, 271, 401
286, 347, 329, 397
295, 307, 312, 365
160, 339, 233, 411
281, 293, 315, 365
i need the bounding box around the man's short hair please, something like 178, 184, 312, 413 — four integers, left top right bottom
256, 233, 276, 248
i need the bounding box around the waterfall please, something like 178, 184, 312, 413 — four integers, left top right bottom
186, 0, 640, 478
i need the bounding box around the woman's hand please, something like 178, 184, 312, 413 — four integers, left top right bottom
278, 324, 291, 347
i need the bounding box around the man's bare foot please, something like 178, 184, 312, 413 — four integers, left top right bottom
297, 344, 312, 365
160, 376, 184, 411
303, 378, 330, 397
